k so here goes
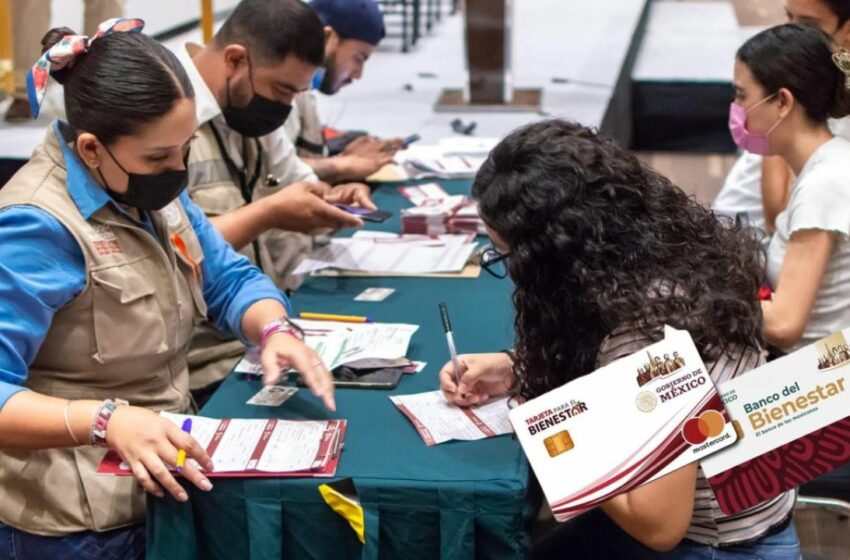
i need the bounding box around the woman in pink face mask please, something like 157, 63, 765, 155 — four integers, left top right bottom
733, 22, 850, 354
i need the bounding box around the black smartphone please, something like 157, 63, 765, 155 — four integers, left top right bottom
334, 204, 392, 223
403, 133, 421, 148
296, 367, 404, 389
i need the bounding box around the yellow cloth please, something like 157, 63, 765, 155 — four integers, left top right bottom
319, 479, 365, 544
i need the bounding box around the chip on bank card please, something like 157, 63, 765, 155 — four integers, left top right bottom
544, 430, 574, 457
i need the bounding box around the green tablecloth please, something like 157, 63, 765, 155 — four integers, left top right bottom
146, 180, 533, 560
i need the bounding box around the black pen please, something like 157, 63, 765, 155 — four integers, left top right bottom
438, 303, 461, 386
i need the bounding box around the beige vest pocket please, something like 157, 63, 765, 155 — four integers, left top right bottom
92, 267, 168, 363
73, 446, 145, 531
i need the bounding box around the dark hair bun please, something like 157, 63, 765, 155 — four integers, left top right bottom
41, 26, 77, 53
39, 27, 77, 84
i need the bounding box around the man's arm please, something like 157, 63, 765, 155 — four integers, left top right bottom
208, 182, 362, 250
302, 153, 394, 184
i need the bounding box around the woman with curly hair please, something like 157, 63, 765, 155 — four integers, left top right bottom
439, 119, 799, 558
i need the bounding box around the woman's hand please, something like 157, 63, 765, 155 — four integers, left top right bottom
106, 406, 214, 502
439, 352, 515, 406
260, 333, 336, 411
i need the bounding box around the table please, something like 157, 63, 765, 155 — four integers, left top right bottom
146, 180, 534, 560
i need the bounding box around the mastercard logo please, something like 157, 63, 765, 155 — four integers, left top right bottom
682, 410, 725, 445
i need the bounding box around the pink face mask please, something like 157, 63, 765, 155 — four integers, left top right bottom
728, 93, 781, 155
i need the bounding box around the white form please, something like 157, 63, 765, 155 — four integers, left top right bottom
390, 391, 513, 446
255, 421, 331, 473
158, 413, 335, 473
233, 321, 419, 373
293, 232, 477, 275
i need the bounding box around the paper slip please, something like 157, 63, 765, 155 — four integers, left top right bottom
98, 412, 346, 478
399, 183, 449, 205
233, 319, 419, 374
403, 156, 484, 180
509, 327, 736, 522
437, 136, 499, 157
702, 328, 850, 515
247, 385, 298, 407
398, 146, 486, 179
403, 361, 427, 374
390, 391, 512, 446
293, 231, 477, 275
354, 287, 395, 302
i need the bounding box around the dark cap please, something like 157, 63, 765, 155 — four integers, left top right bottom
310, 0, 386, 46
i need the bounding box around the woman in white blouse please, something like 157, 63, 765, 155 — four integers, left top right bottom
732, 22, 850, 352
713, 0, 850, 234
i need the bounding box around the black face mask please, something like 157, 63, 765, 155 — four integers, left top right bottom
221, 56, 292, 138
98, 145, 189, 211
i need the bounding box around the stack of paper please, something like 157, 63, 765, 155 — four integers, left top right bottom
437, 137, 499, 157
404, 154, 486, 180
98, 412, 346, 478
393, 145, 486, 180
365, 139, 498, 182
233, 319, 419, 373
401, 196, 486, 235
399, 183, 487, 236
293, 231, 478, 275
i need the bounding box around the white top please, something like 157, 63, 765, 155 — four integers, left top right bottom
766, 136, 850, 351
712, 118, 850, 231
711, 151, 765, 230
176, 43, 317, 186
283, 94, 303, 145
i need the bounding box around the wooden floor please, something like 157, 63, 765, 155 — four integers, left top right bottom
636, 152, 736, 207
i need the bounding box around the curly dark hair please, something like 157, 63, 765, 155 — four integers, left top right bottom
472, 120, 764, 400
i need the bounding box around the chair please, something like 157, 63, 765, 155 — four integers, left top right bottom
375, 0, 421, 52
796, 462, 850, 559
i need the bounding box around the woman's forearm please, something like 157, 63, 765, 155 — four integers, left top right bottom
600, 463, 697, 552
240, 299, 289, 345
762, 229, 835, 348
0, 391, 100, 449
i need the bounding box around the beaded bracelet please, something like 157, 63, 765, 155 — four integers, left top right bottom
90, 399, 128, 447
260, 317, 305, 347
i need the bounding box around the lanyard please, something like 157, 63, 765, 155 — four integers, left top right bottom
208, 122, 265, 270
208, 122, 264, 205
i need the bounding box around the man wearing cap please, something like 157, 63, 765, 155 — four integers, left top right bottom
283, 0, 404, 183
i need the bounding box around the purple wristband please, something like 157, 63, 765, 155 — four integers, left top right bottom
260, 318, 304, 347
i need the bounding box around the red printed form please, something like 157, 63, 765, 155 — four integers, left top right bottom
97, 412, 345, 478
390, 391, 512, 446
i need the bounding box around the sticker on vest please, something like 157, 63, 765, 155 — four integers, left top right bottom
159, 202, 183, 229
86, 224, 123, 256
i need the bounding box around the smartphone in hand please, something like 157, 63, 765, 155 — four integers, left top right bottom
334, 204, 393, 223
402, 133, 421, 148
